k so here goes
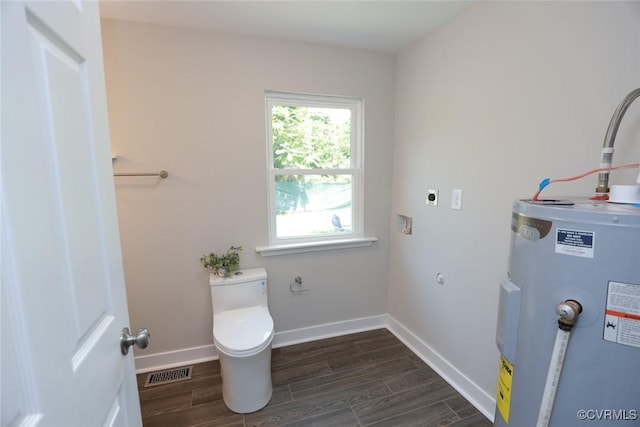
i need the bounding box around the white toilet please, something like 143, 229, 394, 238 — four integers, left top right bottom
210, 267, 274, 413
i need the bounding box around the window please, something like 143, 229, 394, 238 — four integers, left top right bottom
265, 92, 363, 247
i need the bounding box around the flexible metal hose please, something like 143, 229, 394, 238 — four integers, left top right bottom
595, 88, 640, 195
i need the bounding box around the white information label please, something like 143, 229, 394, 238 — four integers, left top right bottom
555, 228, 594, 258
603, 281, 640, 348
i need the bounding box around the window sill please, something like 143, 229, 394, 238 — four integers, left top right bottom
255, 237, 378, 257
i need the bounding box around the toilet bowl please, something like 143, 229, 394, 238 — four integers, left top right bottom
210, 268, 274, 413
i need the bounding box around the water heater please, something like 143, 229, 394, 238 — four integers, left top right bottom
494, 199, 640, 426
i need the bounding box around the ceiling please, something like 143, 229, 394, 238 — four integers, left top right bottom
98, 1, 469, 53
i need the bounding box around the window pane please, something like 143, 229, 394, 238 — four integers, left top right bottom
275, 174, 352, 238
272, 105, 351, 169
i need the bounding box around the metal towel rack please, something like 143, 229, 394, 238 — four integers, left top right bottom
114, 170, 168, 179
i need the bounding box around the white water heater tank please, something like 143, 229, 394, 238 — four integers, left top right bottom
494, 199, 640, 426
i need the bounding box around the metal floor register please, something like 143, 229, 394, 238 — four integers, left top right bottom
144, 366, 193, 387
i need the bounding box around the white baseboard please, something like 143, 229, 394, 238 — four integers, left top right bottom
133, 314, 387, 374
271, 314, 388, 348
385, 314, 496, 422
133, 313, 495, 422
133, 344, 217, 374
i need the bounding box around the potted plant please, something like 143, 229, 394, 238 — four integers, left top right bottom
200, 246, 243, 278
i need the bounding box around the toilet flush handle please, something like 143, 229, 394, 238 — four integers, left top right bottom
120, 327, 150, 355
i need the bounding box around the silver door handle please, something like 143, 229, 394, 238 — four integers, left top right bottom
120, 327, 150, 355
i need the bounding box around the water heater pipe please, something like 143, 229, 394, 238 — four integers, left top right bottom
595, 88, 640, 197
536, 300, 583, 427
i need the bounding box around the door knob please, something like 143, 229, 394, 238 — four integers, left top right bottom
120, 327, 150, 355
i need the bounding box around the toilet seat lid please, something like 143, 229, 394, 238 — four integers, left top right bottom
214, 306, 274, 356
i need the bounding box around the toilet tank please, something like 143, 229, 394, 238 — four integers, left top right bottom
210, 268, 268, 314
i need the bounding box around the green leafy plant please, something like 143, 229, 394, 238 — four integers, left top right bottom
200, 246, 242, 278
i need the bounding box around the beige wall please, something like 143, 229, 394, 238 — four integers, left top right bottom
102, 1, 640, 413
390, 0, 640, 410
101, 20, 396, 358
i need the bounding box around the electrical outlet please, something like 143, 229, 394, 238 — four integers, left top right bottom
451, 189, 463, 210
426, 189, 438, 206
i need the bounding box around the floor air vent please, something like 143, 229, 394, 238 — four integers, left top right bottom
144, 366, 193, 387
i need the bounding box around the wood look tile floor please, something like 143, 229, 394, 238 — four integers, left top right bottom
137, 329, 492, 427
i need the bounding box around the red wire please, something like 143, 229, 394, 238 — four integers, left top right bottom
532, 163, 640, 201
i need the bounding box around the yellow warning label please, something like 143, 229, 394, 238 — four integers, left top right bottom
496, 355, 514, 423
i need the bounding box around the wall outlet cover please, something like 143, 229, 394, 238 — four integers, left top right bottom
451, 189, 463, 210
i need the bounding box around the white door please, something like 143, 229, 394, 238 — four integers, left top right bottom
1, 1, 143, 426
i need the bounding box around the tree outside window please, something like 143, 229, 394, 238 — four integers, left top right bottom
266, 92, 363, 242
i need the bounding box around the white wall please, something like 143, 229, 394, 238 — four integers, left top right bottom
102, 2, 640, 413
390, 0, 640, 416
101, 20, 396, 363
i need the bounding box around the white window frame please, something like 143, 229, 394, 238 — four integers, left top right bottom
258, 91, 374, 255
